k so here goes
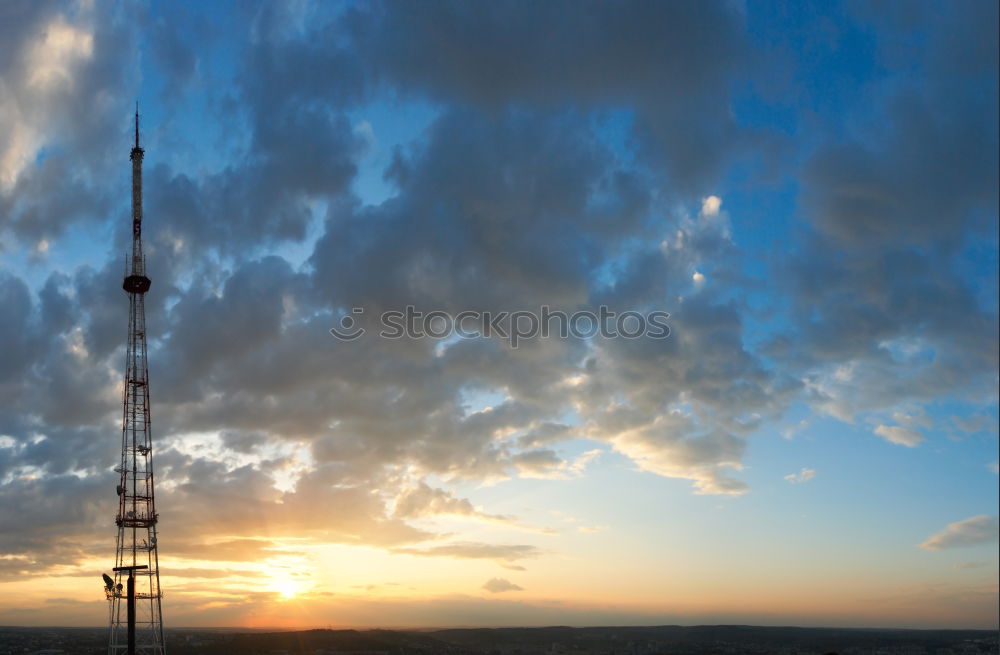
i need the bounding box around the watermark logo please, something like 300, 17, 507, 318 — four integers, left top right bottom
330, 305, 670, 347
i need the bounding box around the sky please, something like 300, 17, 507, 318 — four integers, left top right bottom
0, 0, 997, 631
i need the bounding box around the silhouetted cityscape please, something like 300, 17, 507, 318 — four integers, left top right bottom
1, 625, 997, 655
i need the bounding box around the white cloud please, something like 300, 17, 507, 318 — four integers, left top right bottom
700, 195, 721, 217
920, 515, 999, 551
783, 468, 816, 484
874, 424, 925, 447
604, 413, 749, 495
570, 448, 602, 472
1, 12, 95, 190
27, 15, 94, 89
781, 419, 809, 440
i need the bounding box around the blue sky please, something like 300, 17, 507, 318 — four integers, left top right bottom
0, 0, 997, 629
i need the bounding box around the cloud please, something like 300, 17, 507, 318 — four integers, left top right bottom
11, 5, 979, 593
347, 0, 753, 192
954, 561, 991, 570
766, 0, 998, 432
482, 577, 523, 594
0, 1, 134, 242
776, 244, 998, 425
577, 525, 607, 534
391, 542, 542, 565
510, 448, 600, 480
700, 195, 721, 217
600, 412, 751, 495
0, 2, 996, 623
892, 410, 932, 430
874, 425, 925, 448
515, 422, 576, 449
784, 468, 816, 484
392, 482, 531, 530
781, 420, 809, 440
799, 0, 998, 252
1, 10, 94, 189
511, 449, 568, 479
952, 414, 998, 435
162, 567, 264, 579
920, 515, 999, 551
168, 539, 298, 563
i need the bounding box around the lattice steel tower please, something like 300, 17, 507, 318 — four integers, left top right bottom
105, 106, 165, 655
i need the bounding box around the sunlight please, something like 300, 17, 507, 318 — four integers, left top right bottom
277, 579, 299, 599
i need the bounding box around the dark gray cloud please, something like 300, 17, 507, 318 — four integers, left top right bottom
776, 242, 998, 411
0, 472, 109, 581
310, 109, 624, 314
771, 0, 999, 425
798, 2, 997, 250
802, 95, 997, 249
346, 0, 753, 192
141, 107, 363, 266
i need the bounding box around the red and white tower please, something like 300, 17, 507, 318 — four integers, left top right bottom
105, 106, 165, 655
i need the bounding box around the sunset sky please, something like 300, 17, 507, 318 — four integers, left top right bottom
0, 0, 997, 630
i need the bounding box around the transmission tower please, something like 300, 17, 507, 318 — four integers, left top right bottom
104, 106, 165, 655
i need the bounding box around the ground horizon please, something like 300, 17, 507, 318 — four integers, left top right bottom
5, 623, 999, 632
2, 624, 997, 655
1, 0, 997, 636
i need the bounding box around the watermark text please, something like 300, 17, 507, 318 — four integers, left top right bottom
330, 306, 670, 347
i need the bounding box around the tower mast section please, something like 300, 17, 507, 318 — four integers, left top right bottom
105, 105, 165, 655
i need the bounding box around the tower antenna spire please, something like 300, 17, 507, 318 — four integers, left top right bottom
105, 106, 165, 655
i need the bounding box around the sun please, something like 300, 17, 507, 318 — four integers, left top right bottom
276, 579, 299, 599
